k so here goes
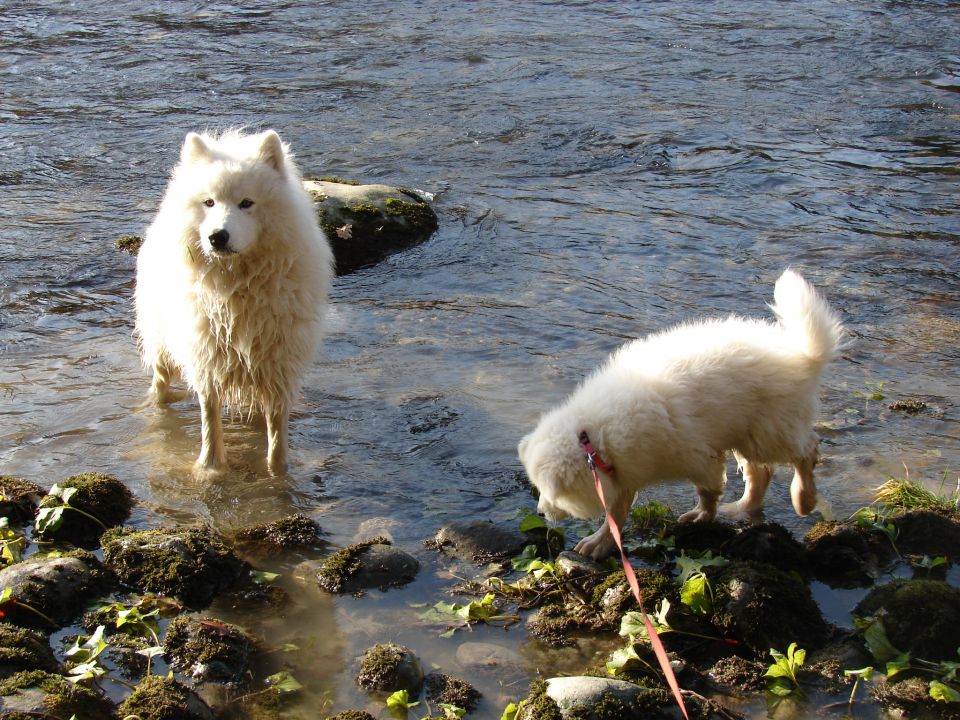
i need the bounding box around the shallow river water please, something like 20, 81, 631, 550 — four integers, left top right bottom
1, 1, 958, 717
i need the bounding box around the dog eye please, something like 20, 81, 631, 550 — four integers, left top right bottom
203, 199, 215, 208
238, 198, 254, 209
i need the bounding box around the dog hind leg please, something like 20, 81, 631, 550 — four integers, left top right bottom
790, 452, 818, 515
719, 453, 774, 519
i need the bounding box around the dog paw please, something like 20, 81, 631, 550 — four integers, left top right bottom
677, 508, 716, 523
575, 532, 617, 561
718, 500, 763, 522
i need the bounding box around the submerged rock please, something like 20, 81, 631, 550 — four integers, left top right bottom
724, 522, 809, 575
0, 623, 59, 679
0, 551, 112, 630
315, 537, 419, 594
305, 179, 438, 275
0, 476, 45, 524
431, 520, 527, 563
805, 520, 886, 586
117, 674, 214, 720
854, 579, 960, 662
894, 509, 960, 559
163, 615, 252, 686
101, 527, 246, 609
232, 513, 323, 562
355, 642, 423, 694
36, 473, 135, 547
0, 669, 116, 719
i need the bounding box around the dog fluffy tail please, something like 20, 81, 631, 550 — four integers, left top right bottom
771, 269, 845, 363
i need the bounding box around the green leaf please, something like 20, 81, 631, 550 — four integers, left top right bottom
930, 680, 960, 703
251, 570, 281, 584
500, 702, 519, 720
35, 505, 66, 534
510, 545, 542, 571
606, 643, 643, 675
885, 654, 912, 679
767, 677, 795, 696
386, 689, 419, 711
0, 586, 13, 604
674, 551, 727, 583
519, 514, 548, 533
856, 616, 902, 663
844, 666, 874, 681
266, 671, 303, 695
680, 573, 711, 614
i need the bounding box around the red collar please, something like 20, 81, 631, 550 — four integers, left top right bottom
577, 430, 614, 473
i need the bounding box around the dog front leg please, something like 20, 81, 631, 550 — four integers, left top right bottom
575, 491, 634, 561
678, 464, 724, 523
265, 405, 289, 475
196, 388, 226, 469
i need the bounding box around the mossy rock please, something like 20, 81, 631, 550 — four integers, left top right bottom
706, 655, 767, 696
724, 522, 809, 575
0, 551, 113, 630
0, 670, 116, 719
0, 477, 45, 524
163, 615, 252, 686
355, 642, 423, 694
37, 473, 135, 547
115, 235, 144, 254
117, 674, 214, 720
233, 513, 322, 550
708, 561, 829, 657
325, 712, 376, 720
854, 579, 960, 662
804, 520, 888, 586
424, 672, 481, 711
894, 509, 960, 559
304, 180, 438, 275
873, 675, 960, 719
0, 623, 59, 679
101, 527, 246, 609
316, 537, 419, 594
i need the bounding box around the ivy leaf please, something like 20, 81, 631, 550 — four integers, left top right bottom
930, 680, 960, 703
510, 545, 542, 572
519, 514, 547, 533
266, 671, 303, 695
680, 573, 712, 614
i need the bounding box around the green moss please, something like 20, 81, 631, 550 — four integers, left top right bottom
517, 677, 563, 720
592, 568, 675, 617
309, 176, 361, 186
118, 674, 210, 720
316, 536, 389, 593
424, 672, 480, 711
0, 670, 116, 719
0, 622, 59, 677
234, 514, 321, 548
115, 235, 144, 254
384, 196, 438, 231
340, 202, 383, 220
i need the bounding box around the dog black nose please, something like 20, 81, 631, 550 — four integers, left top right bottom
208, 229, 230, 251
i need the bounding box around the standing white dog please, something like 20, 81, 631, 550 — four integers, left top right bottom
135, 129, 333, 474
518, 270, 845, 560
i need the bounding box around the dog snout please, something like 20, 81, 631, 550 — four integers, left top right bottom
208, 228, 230, 251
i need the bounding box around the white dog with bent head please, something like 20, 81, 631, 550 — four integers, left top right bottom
518, 270, 845, 560
135, 129, 333, 474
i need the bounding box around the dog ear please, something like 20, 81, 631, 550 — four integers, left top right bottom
181, 132, 213, 164
258, 130, 287, 175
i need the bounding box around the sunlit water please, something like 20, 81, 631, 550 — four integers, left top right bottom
1, 1, 958, 717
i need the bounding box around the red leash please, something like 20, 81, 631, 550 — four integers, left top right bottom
578, 431, 689, 720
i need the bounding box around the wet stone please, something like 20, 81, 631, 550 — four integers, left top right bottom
431, 520, 527, 563
0, 623, 59, 679
117, 674, 215, 720
555, 550, 609, 593
304, 179, 438, 275
894, 509, 960, 559
0, 670, 116, 720
804, 520, 887, 586
0, 551, 112, 630
873, 675, 960, 720
355, 642, 423, 694
538, 676, 653, 720
455, 641, 522, 673
316, 538, 419, 594
101, 527, 247, 610
163, 615, 252, 686
706, 656, 767, 695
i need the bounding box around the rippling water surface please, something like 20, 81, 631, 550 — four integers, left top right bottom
1, 1, 958, 717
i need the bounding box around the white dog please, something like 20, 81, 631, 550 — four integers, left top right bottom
135, 129, 333, 474
518, 270, 845, 560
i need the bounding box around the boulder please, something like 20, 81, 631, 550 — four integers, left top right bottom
315, 538, 419, 594
355, 642, 423, 694
304, 179, 438, 275
0, 551, 112, 630
101, 527, 246, 609
431, 520, 527, 563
